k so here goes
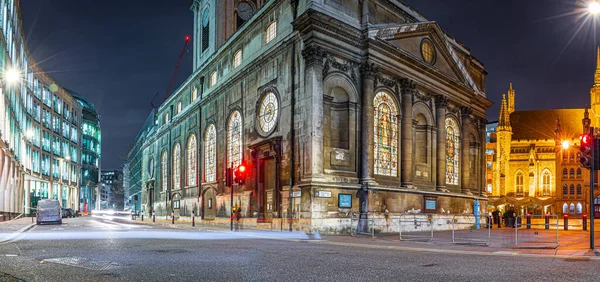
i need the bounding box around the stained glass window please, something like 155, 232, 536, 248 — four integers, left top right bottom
173, 143, 181, 190
258, 92, 278, 135
542, 171, 550, 196
373, 91, 398, 176
161, 151, 168, 191
445, 118, 460, 185
228, 111, 243, 169
187, 135, 197, 186
205, 124, 217, 182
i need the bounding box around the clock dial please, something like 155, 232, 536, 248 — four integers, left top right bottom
237, 2, 254, 21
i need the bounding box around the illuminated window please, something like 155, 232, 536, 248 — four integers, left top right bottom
192, 88, 198, 102
445, 118, 460, 185
576, 202, 582, 214
177, 102, 182, 114
164, 112, 169, 124
210, 71, 217, 88
562, 203, 568, 213
373, 91, 398, 177
173, 144, 181, 190
265, 21, 277, 44
570, 203, 575, 213
233, 50, 242, 69
420, 38, 436, 65
542, 171, 551, 196
204, 124, 217, 182
515, 172, 523, 195
228, 111, 243, 169
162, 150, 168, 191
187, 135, 197, 186
569, 168, 574, 179
257, 92, 279, 135
563, 168, 568, 178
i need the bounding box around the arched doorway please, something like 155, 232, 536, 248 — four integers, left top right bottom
202, 186, 218, 220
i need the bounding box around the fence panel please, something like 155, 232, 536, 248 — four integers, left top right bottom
350, 213, 374, 237
398, 213, 434, 242
515, 215, 559, 249
451, 214, 490, 246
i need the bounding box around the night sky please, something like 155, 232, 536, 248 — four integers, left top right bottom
19, 0, 600, 169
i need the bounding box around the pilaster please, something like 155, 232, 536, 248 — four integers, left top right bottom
461, 106, 473, 194
435, 95, 448, 192
401, 87, 414, 187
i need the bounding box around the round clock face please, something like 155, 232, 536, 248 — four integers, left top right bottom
202, 9, 210, 27
257, 92, 279, 135
237, 2, 254, 21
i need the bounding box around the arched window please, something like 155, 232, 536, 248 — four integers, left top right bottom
570, 184, 575, 195
563, 184, 568, 195
164, 112, 169, 124
570, 168, 575, 179
563, 168, 568, 178
542, 171, 550, 196
570, 152, 575, 162
210, 71, 217, 88
562, 203, 568, 214
576, 203, 583, 214
577, 184, 582, 195
563, 152, 568, 162
173, 143, 181, 191
202, 8, 210, 52
161, 150, 168, 191
232, 50, 242, 69
570, 203, 575, 214
373, 91, 398, 177
187, 135, 197, 186
204, 124, 217, 182
445, 118, 460, 185
228, 111, 243, 169
577, 168, 582, 178
515, 172, 523, 196
176, 102, 182, 114
265, 21, 277, 44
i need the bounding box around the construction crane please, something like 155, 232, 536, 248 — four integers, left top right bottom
151, 35, 190, 108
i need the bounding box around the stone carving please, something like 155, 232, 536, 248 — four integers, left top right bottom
435, 95, 449, 108
301, 45, 326, 66
461, 106, 473, 117
359, 61, 378, 80
323, 55, 358, 85
413, 91, 431, 105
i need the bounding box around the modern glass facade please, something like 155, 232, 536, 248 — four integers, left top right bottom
0, 0, 96, 218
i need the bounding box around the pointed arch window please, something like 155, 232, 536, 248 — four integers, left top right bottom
563, 184, 568, 195
373, 91, 398, 177
563, 168, 568, 178
204, 124, 217, 182
187, 135, 197, 186
445, 118, 460, 185
570, 184, 575, 195
542, 171, 551, 196
576, 202, 583, 214
577, 168, 582, 178
562, 203, 568, 214
173, 144, 181, 191
569, 168, 575, 179
577, 184, 582, 195
515, 172, 523, 196
161, 150, 168, 192
570, 203, 575, 213
228, 111, 243, 169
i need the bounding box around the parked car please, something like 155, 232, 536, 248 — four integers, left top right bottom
36, 199, 62, 225
62, 208, 74, 218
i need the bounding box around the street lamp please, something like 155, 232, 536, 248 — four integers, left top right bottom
4, 68, 20, 85
561, 140, 570, 150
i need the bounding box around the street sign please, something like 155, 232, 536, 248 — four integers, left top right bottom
291, 191, 301, 198
314, 190, 332, 198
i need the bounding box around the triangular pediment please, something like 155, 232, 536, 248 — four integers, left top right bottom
373, 22, 484, 96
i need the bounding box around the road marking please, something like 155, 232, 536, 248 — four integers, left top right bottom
5, 254, 17, 257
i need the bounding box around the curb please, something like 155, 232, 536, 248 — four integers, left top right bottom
0, 223, 35, 244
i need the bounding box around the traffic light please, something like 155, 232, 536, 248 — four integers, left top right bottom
580, 133, 593, 169
234, 163, 248, 185
226, 167, 233, 187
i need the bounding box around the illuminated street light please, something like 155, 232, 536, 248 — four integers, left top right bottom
590, 1, 600, 15
4, 68, 20, 84
562, 140, 570, 150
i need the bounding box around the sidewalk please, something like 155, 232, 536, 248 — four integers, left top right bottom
0, 217, 35, 243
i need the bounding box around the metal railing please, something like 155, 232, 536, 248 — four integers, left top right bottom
451, 214, 491, 246
398, 213, 434, 242
515, 215, 559, 249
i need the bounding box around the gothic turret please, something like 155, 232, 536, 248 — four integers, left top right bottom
508, 83, 515, 114
590, 47, 600, 126
498, 94, 511, 131
583, 108, 591, 134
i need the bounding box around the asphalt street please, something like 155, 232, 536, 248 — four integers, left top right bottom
0, 216, 599, 282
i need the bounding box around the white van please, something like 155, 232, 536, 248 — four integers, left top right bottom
36, 199, 62, 225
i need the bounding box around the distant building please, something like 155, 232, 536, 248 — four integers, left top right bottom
124, 110, 156, 213
101, 170, 123, 210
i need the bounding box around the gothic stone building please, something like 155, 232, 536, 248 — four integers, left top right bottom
487, 51, 600, 218
132, 0, 491, 232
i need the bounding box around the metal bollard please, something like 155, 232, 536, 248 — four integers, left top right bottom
545, 214, 549, 230
488, 215, 492, 229
497, 215, 501, 228
152, 211, 156, 223
564, 214, 568, 231
172, 212, 175, 224
526, 214, 531, 229
583, 214, 588, 231
192, 211, 195, 227
141, 214, 144, 221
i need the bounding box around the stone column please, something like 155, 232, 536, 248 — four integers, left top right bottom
360, 62, 377, 184
461, 107, 473, 194
480, 118, 487, 197
401, 88, 414, 187
435, 96, 448, 191
301, 45, 326, 179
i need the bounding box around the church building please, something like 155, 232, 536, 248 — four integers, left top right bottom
128, 0, 491, 233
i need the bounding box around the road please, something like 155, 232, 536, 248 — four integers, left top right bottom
0, 216, 599, 281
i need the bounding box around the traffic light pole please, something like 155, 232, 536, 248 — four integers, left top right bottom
591, 129, 595, 250
230, 162, 234, 232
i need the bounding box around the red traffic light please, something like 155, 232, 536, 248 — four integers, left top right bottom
239, 165, 246, 172
581, 134, 592, 146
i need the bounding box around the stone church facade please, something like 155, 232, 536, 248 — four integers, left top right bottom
130, 0, 491, 232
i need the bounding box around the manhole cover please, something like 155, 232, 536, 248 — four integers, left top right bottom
42, 257, 122, 270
